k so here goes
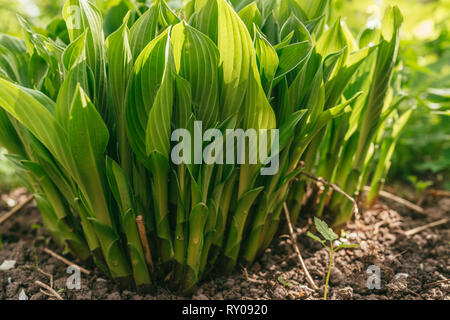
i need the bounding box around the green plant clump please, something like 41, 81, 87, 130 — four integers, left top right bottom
0, 0, 405, 294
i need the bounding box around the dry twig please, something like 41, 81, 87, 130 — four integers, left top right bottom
302, 172, 360, 219
0, 195, 34, 225
404, 218, 449, 237
43, 248, 91, 275
35, 280, 63, 300
428, 189, 450, 198
242, 268, 264, 284
423, 278, 450, 289
38, 268, 54, 289
283, 203, 319, 291
136, 215, 155, 274
366, 187, 425, 214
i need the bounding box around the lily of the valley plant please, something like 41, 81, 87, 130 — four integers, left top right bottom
0, 0, 408, 294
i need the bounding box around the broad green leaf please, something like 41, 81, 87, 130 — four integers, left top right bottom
88, 217, 132, 279
106, 17, 133, 170
126, 28, 171, 165
29, 52, 49, 90
103, 0, 133, 37
0, 108, 25, 156
316, 18, 352, 74
129, 3, 159, 59
0, 34, 30, 87
306, 231, 325, 244
296, 0, 329, 20
196, 0, 255, 123
254, 26, 279, 91
274, 41, 310, 81
159, 0, 181, 28
145, 34, 175, 159
238, 2, 262, 33
279, 14, 312, 43
63, 0, 108, 115
62, 31, 87, 71
354, 6, 403, 170
68, 85, 111, 227
0, 79, 73, 172
314, 217, 338, 241
106, 157, 134, 214
171, 21, 220, 128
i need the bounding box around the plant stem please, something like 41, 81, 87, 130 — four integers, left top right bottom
324, 242, 334, 300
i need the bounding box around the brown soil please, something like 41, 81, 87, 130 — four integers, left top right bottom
0, 188, 449, 300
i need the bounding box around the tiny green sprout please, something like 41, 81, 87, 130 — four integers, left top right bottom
62, 244, 71, 256
408, 175, 433, 198
307, 217, 359, 300
278, 276, 293, 288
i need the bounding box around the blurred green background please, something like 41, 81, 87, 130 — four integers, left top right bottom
0, 0, 449, 192
332, 0, 450, 191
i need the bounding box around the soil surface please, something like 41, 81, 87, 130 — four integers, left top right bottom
0, 187, 449, 300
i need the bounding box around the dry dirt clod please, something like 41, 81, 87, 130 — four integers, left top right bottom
329, 267, 345, 286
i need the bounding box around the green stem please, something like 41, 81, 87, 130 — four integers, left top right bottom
324, 243, 334, 300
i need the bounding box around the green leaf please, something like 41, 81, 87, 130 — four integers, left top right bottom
171, 21, 220, 128
103, 0, 133, 37
106, 157, 134, 214
63, 31, 87, 71
159, 0, 181, 28
106, 17, 133, 170
275, 41, 310, 81
306, 231, 325, 244
0, 34, 31, 86
0, 79, 74, 173
254, 26, 279, 91
126, 28, 172, 166
88, 217, 132, 279
278, 276, 293, 287
223, 187, 264, 266
145, 36, 175, 159
314, 217, 338, 241
183, 202, 209, 292
336, 243, 359, 250
354, 6, 403, 171
238, 2, 262, 33
129, 3, 159, 59
29, 52, 49, 90
297, 0, 329, 20
196, 0, 256, 123
63, 0, 108, 115
68, 85, 111, 227
0, 108, 25, 156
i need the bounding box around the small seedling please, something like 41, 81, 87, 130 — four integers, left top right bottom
408, 175, 433, 202
277, 276, 293, 288
307, 217, 359, 300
